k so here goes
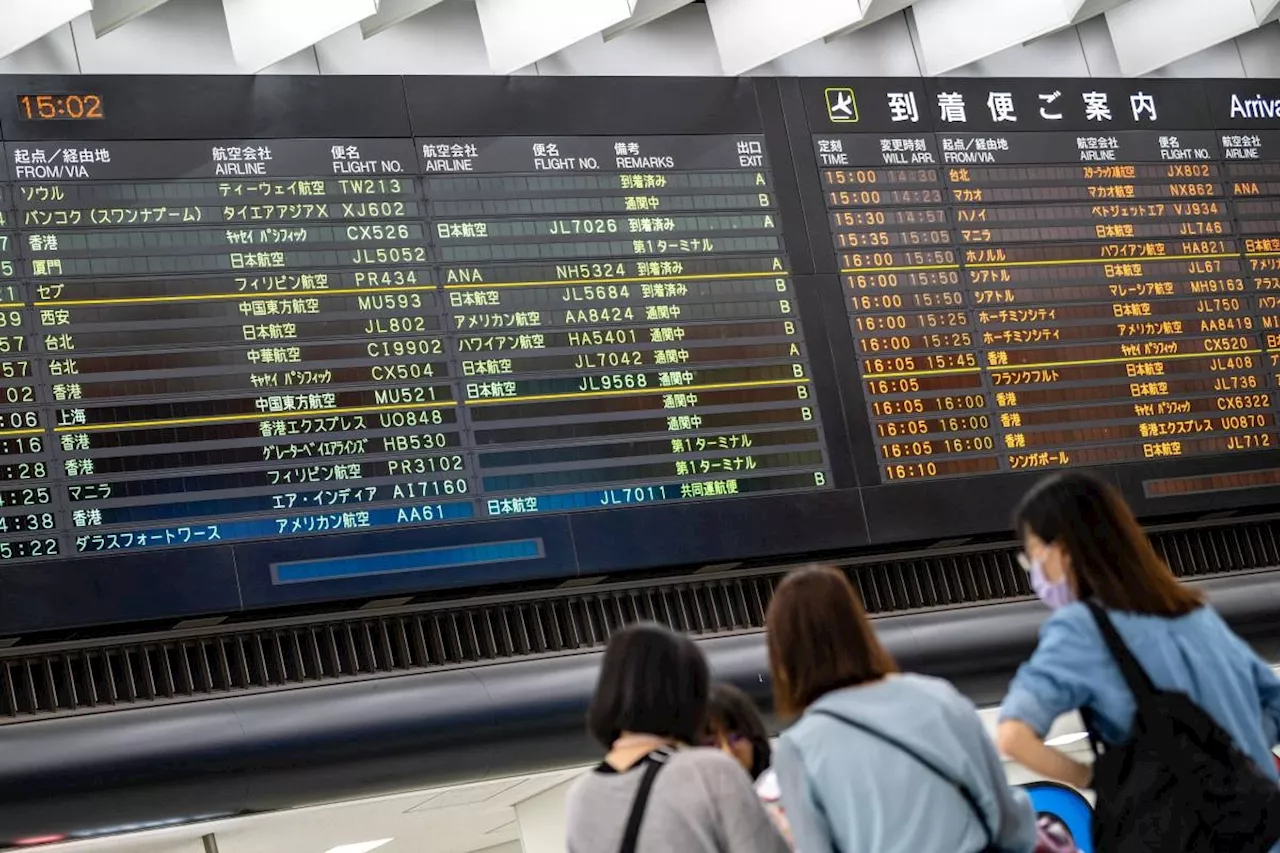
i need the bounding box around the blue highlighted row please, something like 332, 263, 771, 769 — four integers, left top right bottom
273, 538, 544, 584
487, 481, 735, 515
73, 501, 475, 554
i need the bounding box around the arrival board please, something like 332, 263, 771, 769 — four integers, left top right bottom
803, 78, 1280, 485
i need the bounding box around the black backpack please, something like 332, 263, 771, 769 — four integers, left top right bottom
1083, 601, 1280, 852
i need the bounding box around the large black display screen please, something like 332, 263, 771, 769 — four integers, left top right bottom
0, 75, 1276, 632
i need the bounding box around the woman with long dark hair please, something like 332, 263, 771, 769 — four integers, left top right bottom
996, 472, 1280, 791
768, 565, 1036, 853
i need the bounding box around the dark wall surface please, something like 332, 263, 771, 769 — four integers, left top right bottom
2, 570, 1278, 844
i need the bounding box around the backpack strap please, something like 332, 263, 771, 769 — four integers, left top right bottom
618, 745, 677, 853
1083, 601, 1157, 703
811, 708, 996, 852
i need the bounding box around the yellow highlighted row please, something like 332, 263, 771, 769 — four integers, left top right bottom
863, 348, 1260, 380
972, 252, 1237, 269
445, 270, 782, 290
49, 377, 808, 432
863, 367, 980, 379
842, 252, 1238, 275
841, 264, 958, 274
41, 285, 437, 307
466, 377, 807, 406
0, 428, 41, 438
989, 348, 1261, 371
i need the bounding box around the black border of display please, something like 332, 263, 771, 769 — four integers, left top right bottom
0, 75, 1277, 633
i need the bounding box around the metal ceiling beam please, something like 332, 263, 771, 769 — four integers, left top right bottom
1105, 0, 1261, 76
602, 0, 694, 41
0, 0, 92, 60
911, 0, 1085, 74
475, 0, 635, 73
359, 0, 446, 39
89, 0, 172, 37
704, 0, 866, 75
221, 0, 378, 73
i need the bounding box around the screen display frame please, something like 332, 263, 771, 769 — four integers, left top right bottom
0, 74, 1276, 634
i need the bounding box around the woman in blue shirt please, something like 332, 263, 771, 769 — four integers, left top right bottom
769, 565, 1037, 853
997, 472, 1280, 795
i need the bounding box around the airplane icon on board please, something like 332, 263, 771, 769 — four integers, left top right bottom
825, 87, 859, 123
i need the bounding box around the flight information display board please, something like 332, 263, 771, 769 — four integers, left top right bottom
802, 78, 1280, 490
0, 78, 830, 566
0, 74, 1277, 633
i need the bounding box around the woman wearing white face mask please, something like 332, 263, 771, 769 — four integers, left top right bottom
996, 473, 1280, 834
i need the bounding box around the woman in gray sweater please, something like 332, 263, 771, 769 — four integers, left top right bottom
565, 623, 791, 853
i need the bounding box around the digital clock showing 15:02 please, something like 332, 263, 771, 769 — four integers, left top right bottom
17, 93, 105, 121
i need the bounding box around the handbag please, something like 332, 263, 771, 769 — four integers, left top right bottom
1082, 602, 1280, 852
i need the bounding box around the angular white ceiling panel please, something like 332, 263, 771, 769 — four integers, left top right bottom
823, 0, 912, 43
1106, 0, 1260, 76
1071, 0, 1130, 21
1074, 14, 1123, 74
704, 0, 866, 75
90, 0, 172, 37
319, 0, 491, 74
859, 0, 915, 26
0, 27, 79, 74
950, 24, 1092, 77
75, 0, 319, 74
1143, 37, 1247, 77
1254, 0, 1280, 20
912, 0, 1084, 74
0, 0, 92, 60
222, 0, 377, 73
474, 0, 635, 74
540, 4, 721, 75
1236, 20, 1280, 74
359, 0, 447, 38
602, 0, 695, 41
750, 11, 918, 76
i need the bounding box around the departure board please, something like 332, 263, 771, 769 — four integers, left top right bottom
0, 79, 830, 576
0, 75, 1278, 634
803, 78, 1280, 487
